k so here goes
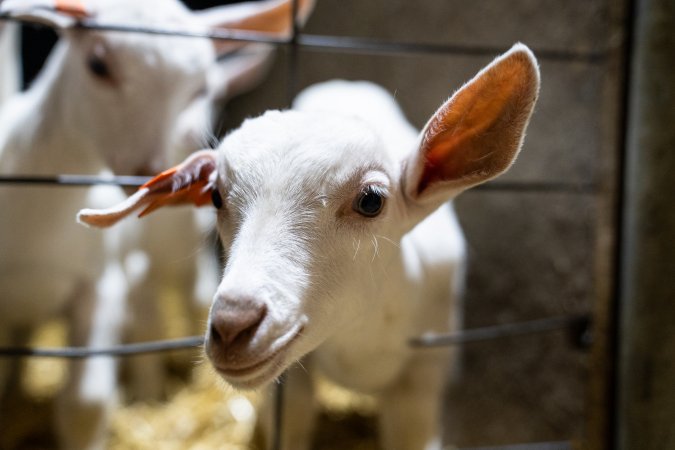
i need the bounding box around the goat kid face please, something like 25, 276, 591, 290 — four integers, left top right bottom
204, 112, 405, 387
62, 26, 214, 175
77, 44, 540, 389
1, 0, 314, 174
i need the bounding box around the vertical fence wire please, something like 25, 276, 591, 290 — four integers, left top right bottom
607, 0, 638, 447
272, 2, 303, 447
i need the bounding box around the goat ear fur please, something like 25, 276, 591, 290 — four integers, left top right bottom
0, 0, 90, 29
77, 150, 217, 228
404, 43, 540, 208
197, 0, 314, 56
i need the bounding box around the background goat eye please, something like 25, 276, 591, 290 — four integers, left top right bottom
87, 55, 111, 80
354, 187, 384, 217
211, 190, 223, 209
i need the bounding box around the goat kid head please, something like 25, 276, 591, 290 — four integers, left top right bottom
78, 44, 540, 389
0, 0, 314, 174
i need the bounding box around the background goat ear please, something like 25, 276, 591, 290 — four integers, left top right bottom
404, 43, 540, 208
0, 0, 91, 29
169, 44, 275, 159
207, 43, 274, 102
77, 150, 217, 228
197, 0, 315, 56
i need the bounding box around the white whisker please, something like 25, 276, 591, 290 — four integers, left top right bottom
370, 234, 380, 263
375, 234, 400, 249
352, 238, 361, 261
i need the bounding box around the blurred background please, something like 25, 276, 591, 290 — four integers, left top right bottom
3, 0, 674, 449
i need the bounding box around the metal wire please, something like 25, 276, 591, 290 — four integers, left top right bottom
0, 314, 591, 359
409, 314, 592, 348
274, 2, 303, 445
272, 371, 287, 450
0, 175, 597, 195
296, 34, 605, 62
0, 15, 605, 63
464, 441, 572, 450
0, 174, 151, 187
0, 336, 204, 358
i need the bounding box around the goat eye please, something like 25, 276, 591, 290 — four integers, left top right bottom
353, 186, 384, 218
211, 190, 223, 209
87, 54, 111, 80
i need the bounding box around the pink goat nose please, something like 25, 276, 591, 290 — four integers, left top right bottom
209, 300, 267, 350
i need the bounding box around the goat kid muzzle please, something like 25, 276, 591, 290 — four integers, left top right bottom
204, 289, 305, 388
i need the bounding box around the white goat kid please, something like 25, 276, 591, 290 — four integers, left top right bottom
0, 0, 311, 448
78, 44, 540, 450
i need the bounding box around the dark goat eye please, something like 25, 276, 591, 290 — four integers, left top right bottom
87, 55, 111, 79
211, 190, 223, 209
353, 186, 385, 218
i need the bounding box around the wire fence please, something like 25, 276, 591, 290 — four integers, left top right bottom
0, 4, 605, 199
0, 174, 597, 193
0, 314, 592, 359
0, 14, 605, 62
0, 1, 602, 449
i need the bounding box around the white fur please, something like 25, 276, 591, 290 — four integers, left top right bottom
0, 0, 306, 448
0, 21, 21, 106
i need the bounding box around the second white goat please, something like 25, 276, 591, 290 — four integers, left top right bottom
0, 0, 311, 448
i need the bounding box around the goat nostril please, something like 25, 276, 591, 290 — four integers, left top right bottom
209, 304, 267, 350
210, 323, 223, 345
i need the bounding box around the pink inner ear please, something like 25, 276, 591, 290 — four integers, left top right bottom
211, 0, 313, 35
212, 0, 291, 36
416, 49, 539, 196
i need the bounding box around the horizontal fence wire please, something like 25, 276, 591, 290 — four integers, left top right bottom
409, 314, 592, 348
0, 15, 606, 63
0, 336, 204, 359
0, 174, 151, 188
0, 314, 591, 359
0, 175, 597, 194
464, 441, 573, 450
296, 35, 605, 62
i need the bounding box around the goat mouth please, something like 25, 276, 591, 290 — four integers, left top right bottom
211, 325, 304, 387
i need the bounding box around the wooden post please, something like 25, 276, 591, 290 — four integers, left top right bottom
617, 0, 675, 447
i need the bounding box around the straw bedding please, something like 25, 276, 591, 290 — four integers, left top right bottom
7, 319, 379, 449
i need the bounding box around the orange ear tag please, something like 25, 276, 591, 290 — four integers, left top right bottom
137, 165, 214, 217
55, 0, 89, 19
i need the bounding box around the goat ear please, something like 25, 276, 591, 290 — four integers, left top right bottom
197, 0, 315, 98
197, 0, 315, 56
208, 43, 275, 102
404, 43, 540, 208
77, 150, 217, 228
0, 0, 90, 29
170, 44, 274, 156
